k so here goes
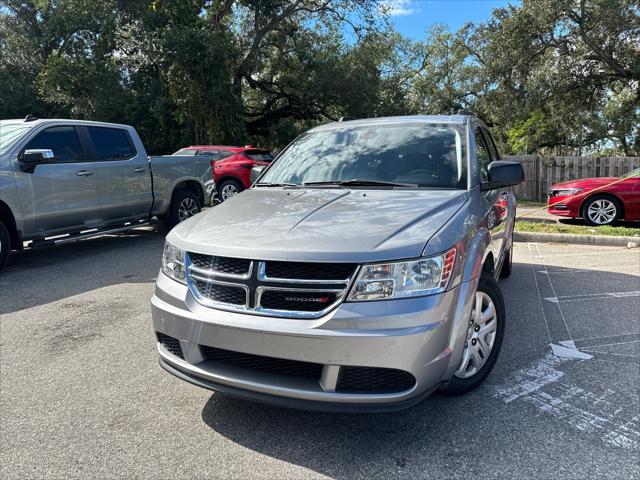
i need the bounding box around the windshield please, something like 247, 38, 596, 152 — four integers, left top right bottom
621, 168, 639, 179
259, 123, 467, 189
0, 123, 33, 154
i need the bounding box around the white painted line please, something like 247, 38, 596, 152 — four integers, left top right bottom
580, 349, 639, 359
545, 291, 640, 303
551, 343, 593, 360
528, 243, 552, 343
536, 243, 572, 341
586, 340, 640, 348
538, 265, 640, 274
494, 352, 566, 404
573, 332, 640, 343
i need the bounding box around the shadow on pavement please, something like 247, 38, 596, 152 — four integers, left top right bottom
0, 227, 167, 314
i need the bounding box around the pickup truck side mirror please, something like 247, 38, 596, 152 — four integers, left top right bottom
250, 165, 266, 185
19, 149, 55, 165
481, 161, 524, 191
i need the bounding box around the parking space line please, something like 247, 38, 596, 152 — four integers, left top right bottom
535, 243, 573, 342
574, 332, 640, 343
538, 265, 640, 274
544, 291, 640, 303
527, 243, 552, 343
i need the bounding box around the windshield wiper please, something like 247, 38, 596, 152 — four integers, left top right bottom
255, 182, 300, 188
303, 179, 419, 188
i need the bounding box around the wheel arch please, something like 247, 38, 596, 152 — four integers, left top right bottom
171, 179, 204, 207
0, 200, 22, 250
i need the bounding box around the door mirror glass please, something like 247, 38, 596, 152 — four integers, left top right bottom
19, 149, 55, 164
481, 161, 525, 191
250, 165, 266, 184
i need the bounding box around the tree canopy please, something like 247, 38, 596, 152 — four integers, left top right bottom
1, 0, 638, 155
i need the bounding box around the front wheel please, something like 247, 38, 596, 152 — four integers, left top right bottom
441, 274, 505, 395
165, 189, 202, 228
0, 220, 11, 272
581, 195, 621, 226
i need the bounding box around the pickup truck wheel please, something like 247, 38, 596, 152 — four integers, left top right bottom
166, 189, 202, 228
0, 221, 11, 271
218, 179, 243, 202
440, 274, 505, 396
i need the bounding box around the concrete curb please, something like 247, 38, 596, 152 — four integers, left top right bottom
513, 231, 640, 247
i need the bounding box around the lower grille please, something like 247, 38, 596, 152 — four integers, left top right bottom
259, 290, 338, 312
157, 332, 184, 360
336, 367, 415, 393
200, 345, 323, 380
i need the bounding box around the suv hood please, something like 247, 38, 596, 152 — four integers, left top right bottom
170, 188, 468, 263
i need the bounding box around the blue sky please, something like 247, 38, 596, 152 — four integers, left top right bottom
383, 0, 519, 38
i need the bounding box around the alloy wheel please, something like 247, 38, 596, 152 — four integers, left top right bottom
221, 184, 238, 201
177, 197, 199, 222
455, 291, 498, 379
587, 199, 617, 225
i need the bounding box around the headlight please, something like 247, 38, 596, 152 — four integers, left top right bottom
552, 188, 583, 197
161, 241, 186, 283
347, 248, 457, 301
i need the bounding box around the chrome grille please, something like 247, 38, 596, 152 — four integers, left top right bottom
186, 252, 358, 318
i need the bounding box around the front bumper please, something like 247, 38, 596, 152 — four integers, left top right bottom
547, 195, 581, 217
151, 272, 476, 411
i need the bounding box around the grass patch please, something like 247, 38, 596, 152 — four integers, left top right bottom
517, 200, 546, 208
515, 221, 640, 237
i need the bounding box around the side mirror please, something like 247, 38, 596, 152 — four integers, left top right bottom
481, 161, 524, 191
19, 149, 55, 164
250, 165, 266, 185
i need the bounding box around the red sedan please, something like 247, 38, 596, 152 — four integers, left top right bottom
175, 145, 273, 202
547, 168, 640, 225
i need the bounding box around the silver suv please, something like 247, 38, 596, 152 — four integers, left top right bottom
151, 115, 524, 411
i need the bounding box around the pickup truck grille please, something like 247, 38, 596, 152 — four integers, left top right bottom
185, 253, 357, 318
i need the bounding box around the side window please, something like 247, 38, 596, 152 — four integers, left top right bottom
88, 127, 135, 160
482, 128, 499, 162
205, 150, 232, 160
474, 128, 492, 182
24, 126, 83, 163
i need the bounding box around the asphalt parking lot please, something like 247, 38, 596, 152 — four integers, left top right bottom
1, 233, 639, 479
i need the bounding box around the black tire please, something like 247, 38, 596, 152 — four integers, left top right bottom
0, 220, 11, 272
499, 246, 512, 278
581, 194, 622, 226
440, 274, 506, 396
218, 179, 244, 202
165, 189, 202, 228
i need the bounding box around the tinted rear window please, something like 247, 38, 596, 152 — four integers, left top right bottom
88, 127, 135, 160
244, 150, 273, 162
173, 148, 198, 156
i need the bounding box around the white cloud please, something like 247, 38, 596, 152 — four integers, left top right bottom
380, 0, 418, 17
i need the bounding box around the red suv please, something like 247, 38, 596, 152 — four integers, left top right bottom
175, 145, 273, 202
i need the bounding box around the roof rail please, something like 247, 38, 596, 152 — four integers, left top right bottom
457, 109, 474, 116
24, 114, 38, 122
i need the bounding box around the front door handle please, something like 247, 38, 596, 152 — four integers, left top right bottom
133, 167, 146, 173
76, 170, 94, 177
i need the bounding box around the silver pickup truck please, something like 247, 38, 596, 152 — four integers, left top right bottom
0, 118, 208, 270
152, 114, 524, 412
